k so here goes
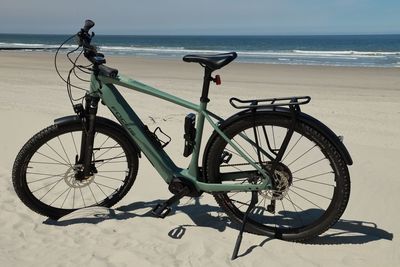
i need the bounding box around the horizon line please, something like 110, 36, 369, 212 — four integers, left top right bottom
0, 32, 400, 37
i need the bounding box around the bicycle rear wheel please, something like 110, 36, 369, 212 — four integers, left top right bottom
205, 114, 350, 241
12, 118, 139, 219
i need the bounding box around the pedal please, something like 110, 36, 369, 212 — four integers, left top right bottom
151, 184, 191, 219
152, 203, 172, 218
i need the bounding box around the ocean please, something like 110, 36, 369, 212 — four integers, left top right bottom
0, 34, 399, 67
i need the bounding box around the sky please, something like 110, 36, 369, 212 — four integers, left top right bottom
0, 0, 399, 35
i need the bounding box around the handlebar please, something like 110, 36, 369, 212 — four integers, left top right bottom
74, 20, 118, 77
77, 19, 106, 65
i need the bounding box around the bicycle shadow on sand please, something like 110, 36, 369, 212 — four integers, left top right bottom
43, 197, 393, 247
42, 197, 230, 231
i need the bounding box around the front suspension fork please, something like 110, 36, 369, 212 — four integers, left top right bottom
78, 95, 100, 178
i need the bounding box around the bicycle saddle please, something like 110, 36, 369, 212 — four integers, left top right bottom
183, 52, 237, 71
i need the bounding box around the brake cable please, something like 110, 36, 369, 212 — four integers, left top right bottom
54, 34, 94, 107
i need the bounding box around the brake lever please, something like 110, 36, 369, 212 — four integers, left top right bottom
77, 30, 95, 48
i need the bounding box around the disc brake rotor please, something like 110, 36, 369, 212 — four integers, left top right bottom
64, 166, 95, 188
259, 162, 293, 200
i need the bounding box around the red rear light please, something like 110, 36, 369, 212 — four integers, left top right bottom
215, 75, 221, 85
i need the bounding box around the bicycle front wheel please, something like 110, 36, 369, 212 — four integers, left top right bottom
12, 118, 139, 219
205, 114, 350, 241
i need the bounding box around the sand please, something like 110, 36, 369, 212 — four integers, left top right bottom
0, 51, 399, 266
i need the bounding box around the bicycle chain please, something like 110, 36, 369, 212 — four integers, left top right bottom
220, 161, 269, 168
220, 161, 290, 200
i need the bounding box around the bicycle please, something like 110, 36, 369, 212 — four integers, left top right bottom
12, 20, 352, 259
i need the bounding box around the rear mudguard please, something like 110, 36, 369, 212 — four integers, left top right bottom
202, 107, 352, 180
54, 115, 141, 157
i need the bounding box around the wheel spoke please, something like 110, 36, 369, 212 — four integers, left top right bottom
50, 186, 72, 206
237, 129, 275, 161
93, 181, 117, 191
95, 142, 120, 159
243, 130, 258, 156
95, 152, 126, 168
293, 171, 333, 182
231, 136, 257, 164
71, 132, 79, 156
289, 188, 324, 210
293, 176, 335, 187
57, 136, 72, 166
291, 157, 326, 174
93, 182, 109, 198
290, 185, 332, 200
45, 142, 71, 166
96, 160, 127, 164
224, 147, 242, 158
271, 126, 277, 149
95, 146, 122, 150
231, 198, 251, 209
94, 155, 127, 163
282, 135, 303, 162
227, 191, 242, 199
229, 164, 245, 173
88, 184, 98, 204
95, 174, 124, 182
31, 177, 63, 193
72, 188, 76, 209
27, 171, 65, 177
255, 194, 266, 209
61, 187, 73, 208
98, 170, 128, 173
27, 173, 66, 184
35, 151, 70, 166
94, 136, 110, 156
284, 192, 304, 226
287, 145, 317, 167
79, 187, 86, 207
38, 178, 64, 200
30, 161, 70, 166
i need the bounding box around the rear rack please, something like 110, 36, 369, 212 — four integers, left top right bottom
229, 96, 311, 109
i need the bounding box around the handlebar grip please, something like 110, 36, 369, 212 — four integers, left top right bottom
83, 19, 95, 32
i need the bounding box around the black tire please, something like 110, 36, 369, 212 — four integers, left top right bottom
12, 119, 139, 219
205, 114, 350, 241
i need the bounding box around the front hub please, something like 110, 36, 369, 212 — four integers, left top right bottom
64, 165, 95, 188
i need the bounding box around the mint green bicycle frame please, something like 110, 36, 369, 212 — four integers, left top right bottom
90, 73, 272, 193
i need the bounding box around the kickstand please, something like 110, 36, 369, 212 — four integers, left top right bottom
231, 191, 258, 260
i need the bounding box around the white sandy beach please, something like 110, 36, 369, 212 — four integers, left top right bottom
0, 51, 399, 266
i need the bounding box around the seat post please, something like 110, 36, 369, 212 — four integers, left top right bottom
188, 66, 212, 179
200, 67, 213, 103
